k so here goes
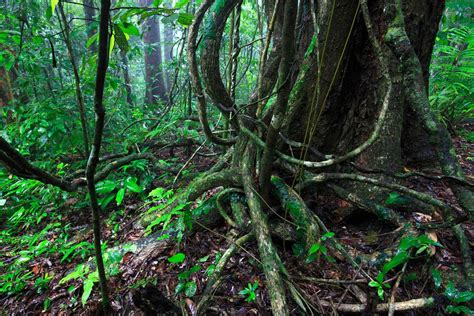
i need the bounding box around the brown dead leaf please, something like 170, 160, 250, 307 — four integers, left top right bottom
426, 231, 438, 256
122, 252, 133, 264
32, 264, 42, 275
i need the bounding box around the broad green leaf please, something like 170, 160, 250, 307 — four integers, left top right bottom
125, 177, 142, 193
119, 22, 140, 36
177, 13, 193, 27
175, 0, 190, 8
206, 264, 215, 276
109, 32, 115, 55
385, 192, 409, 205
189, 265, 200, 274
321, 232, 335, 240
184, 281, 197, 297
377, 287, 384, 300
114, 24, 129, 52
175, 282, 185, 294
382, 252, 409, 273
431, 269, 442, 288
149, 187, 165, 198
162, 13, 178, 25
122, 243, 138, 253
96, 180, 116, 194
81, 279, 94, 306
100, 194, 115, 210
51, 0, 59, 12
308, 243, 320, 255
116, 188, 126, 205
168, 253, 185, 264
86, 33, 99, 48
60, 264, 86, 284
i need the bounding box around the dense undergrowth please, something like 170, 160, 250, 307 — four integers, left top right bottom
0, 0, 473, 314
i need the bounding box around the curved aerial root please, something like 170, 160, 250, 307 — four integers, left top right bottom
138, 169, 242, 227
242, 143, 289, 315
271, 176, 320, 248
216, 188, 247, 229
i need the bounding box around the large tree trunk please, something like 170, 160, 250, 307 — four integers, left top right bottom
283, 0, 445, 180
185, 0, 473, 313
141, 0, 168, 104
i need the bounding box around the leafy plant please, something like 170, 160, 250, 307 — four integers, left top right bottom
305, 232, 336, 263
430, 22, 474, 126
59, 248, 126, 305
239, 280, 259, 303
174, 265, 200, 297
444, 281, 474, 314
369, 234, 441, 300
144, 187, 192, 241
95, 176, 144, 210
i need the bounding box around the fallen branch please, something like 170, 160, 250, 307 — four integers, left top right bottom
320, 297, 435, 313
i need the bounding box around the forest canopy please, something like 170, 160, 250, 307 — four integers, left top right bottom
0, 0, 473, 314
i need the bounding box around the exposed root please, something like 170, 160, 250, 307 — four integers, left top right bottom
328, 184, 407, 227
320, 297, 435, 313
216, 188, 245, 229
138, 169, 241, 227
298, 173, 453, 215
271, 176, 320, 248
196, 232, 253, 314
453, 224, 474, 287
230, 191, 251, 230
242, 144, 289, 315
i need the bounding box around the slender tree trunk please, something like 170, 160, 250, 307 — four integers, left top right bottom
121, 50, 134, 105
0, 67, 14, 124
140, 0, 168, 104
163, 22, 174, 93
83, 0, 97, 53
0, 67, 14, 108
58, 3, 90, 154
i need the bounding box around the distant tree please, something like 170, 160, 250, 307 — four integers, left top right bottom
83, 0, 97, 52
140, 0, 167, 104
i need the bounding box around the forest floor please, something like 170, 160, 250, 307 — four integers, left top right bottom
0, 124, 473, 315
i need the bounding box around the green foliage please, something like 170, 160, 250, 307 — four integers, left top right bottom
369, 234, 440, 300
168, 252, 186, 264
175, 265, 200, 297
59, 248, 126, 305
430, 5, 474, 126
239, 281, 259, 303
304, 232, 335, 264
444, 281, 474, 314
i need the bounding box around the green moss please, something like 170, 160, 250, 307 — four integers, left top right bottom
304, 35, 318, 59
271, 176, 320, 248
202, 0, 228, 41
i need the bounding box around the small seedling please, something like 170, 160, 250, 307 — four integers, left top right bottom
239, 280, 259, 302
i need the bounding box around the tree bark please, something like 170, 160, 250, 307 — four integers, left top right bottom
141, 0, 168, 104
83, 0, 97, 53
120, 50, 134, 105
163, 21, 174, 93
